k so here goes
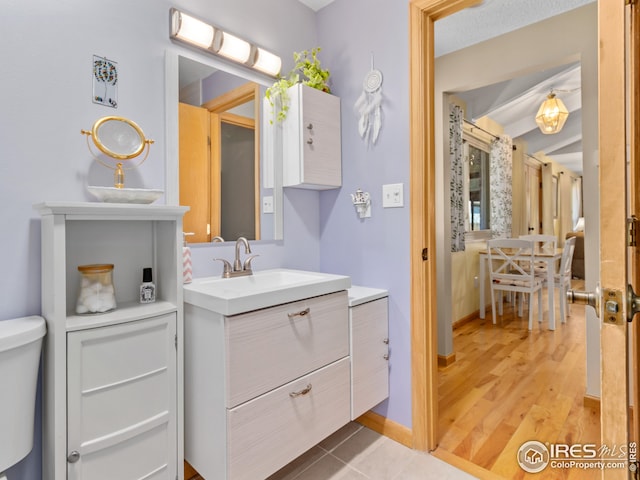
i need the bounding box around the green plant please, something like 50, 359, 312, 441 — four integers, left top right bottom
265, 47, 331, 122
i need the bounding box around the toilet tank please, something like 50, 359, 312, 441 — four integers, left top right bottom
0, 316, 46, 472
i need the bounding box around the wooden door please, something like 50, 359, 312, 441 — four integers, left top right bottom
631, 0, 640, 455
598, 3, 637, 478
524, 162, 541, 235
179, 102, 211, 243
598, 2, 640, 478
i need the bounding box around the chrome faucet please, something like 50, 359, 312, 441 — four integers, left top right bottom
234, 237, 250, 271
214, 237, 258, 278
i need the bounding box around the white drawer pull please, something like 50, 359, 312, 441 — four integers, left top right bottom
287, 307, 310, 319
289, 383, 312, 398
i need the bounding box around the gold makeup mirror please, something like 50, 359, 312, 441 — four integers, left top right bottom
81, 116, 154, 188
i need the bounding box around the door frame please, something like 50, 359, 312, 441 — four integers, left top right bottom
409, 0, 635, 468
408, 0, 484, 452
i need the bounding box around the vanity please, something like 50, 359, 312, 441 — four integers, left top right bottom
183, 271, 388, 480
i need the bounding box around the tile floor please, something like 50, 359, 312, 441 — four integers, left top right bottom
264, 423, 478, 480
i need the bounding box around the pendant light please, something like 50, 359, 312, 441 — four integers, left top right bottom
535, 91, 569, 135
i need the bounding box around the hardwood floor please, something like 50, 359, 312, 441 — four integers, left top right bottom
436, 281, 601, 479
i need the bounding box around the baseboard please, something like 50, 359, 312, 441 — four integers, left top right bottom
431, 448, 506, 480
437, 352, 456, 367
583, 394, 601, 412
355, 410, 413, 449
452, 310, 480, 330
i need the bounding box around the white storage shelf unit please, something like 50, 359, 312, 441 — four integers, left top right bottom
35, 202, 188, 480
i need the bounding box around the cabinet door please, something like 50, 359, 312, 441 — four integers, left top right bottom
351, 298, 389, 420
67, 314, 177, 480
284, 84, 341, 189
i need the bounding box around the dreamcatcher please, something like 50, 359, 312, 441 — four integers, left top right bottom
354, 53, 383, 146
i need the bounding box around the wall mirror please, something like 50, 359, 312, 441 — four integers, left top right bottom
165, 49, 283, 243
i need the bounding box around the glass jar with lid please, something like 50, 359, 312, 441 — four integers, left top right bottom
76, 264, 116, 314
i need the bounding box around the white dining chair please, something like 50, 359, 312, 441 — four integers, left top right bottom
487, 238, 544, 330
519, 234, 557, 253
519, 234, 557, 273
543, 235, 576, 324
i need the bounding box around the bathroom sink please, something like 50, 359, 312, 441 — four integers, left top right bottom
183, 268, 351, 315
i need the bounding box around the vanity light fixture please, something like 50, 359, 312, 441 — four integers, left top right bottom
535, 90, 569, 135
253, 47, 283, 77
215, 31, 252, 64
170, 10, 215, 49
169, 8, 282, 77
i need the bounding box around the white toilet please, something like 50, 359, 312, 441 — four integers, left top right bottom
0, 316, 46, 480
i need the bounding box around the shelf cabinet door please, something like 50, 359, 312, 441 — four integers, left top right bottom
350, 298, 389, 420
283, 83, 342, 189
66, 313, 177, 480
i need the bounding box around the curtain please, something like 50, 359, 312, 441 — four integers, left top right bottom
449, 104, 465, 252
490, 134, 513, 238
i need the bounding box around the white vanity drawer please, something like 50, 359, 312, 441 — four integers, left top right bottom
225, 290, 348, 407
227, 357, 350, 480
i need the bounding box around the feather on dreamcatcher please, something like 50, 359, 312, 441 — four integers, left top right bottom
354, 54, 383, 146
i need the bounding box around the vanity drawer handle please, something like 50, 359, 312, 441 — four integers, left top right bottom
383, 353, 389, 360
306, 138, 314, 145
290, 383, 312, 398
287, 307, 310, 319
383, 338, 389, 344
307, 123, 314, 130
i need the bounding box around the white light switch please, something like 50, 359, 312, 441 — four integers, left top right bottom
262, 196, 274, 214
382, 183, 404, 208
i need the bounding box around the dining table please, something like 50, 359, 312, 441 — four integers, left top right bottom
478, 245, 563, 330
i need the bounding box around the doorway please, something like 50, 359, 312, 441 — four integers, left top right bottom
408, 0, 600, 462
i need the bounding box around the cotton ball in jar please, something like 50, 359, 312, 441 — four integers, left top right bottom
76, 264, 116, 314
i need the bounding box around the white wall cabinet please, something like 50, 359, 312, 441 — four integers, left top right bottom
283, 83, 342, 189
184, 290, 350, 480
35, 202, 188, 480
348, 286, 389, 420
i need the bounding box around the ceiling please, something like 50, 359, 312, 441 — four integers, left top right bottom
299, 0, 594, 175
297, 0, 334, 11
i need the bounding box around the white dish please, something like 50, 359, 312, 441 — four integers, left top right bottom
87, 186, 164, 204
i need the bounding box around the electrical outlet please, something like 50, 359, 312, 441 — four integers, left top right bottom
262, 196, 274, 214
382, 183, 404, 208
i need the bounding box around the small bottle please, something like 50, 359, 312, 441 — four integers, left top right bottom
139, 267, 156, 304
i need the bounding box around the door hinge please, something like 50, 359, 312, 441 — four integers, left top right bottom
422, 248, 428, 261
174, 334, 177, 350
628, 215, 639, 246
207, 135, 211, 146
626, 0, 637, 6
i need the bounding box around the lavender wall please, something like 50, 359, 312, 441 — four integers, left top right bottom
316, 0, 413, 428
1, 1, 320, 478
